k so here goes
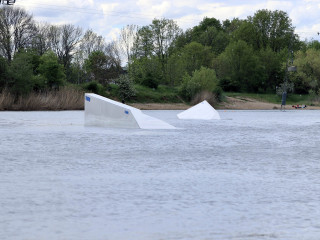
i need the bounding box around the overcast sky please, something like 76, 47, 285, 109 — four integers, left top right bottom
14, 0, 320, 42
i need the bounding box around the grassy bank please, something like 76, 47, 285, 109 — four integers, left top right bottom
0, 87, 84, 111
224, 92, 320, 106
1, 83, 320, 111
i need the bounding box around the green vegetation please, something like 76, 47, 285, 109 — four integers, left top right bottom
225, 92, 315, 106
1, 6, 320, 109
132, 84, 181, 103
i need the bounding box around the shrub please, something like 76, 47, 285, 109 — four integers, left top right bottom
179, 67, 219, 101
83, 81, 105, 95
38, 51, 65, 89
141, 72, 159, 89
115, 74, 136, 101
32, 75, 47, 92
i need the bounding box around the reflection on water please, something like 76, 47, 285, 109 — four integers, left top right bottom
1, 110, 320, 240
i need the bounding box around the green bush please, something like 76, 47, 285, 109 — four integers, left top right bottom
115, 74, 136, 101
141, 72, 159, 89
32, 75, 47, 92
83, 81, 105, 95
179, 67, 219, 101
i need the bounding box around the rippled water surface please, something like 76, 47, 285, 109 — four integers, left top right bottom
1, 110, 320, 240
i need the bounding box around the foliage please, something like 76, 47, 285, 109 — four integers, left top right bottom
179, 67, 219, 101
84, 50, 120, 85
129, 56, 162, 88
290, 48, 320, 94
134, 84, 180, 103
115, 74, 136, 101
216, 40, 265, 92
31, 75, 47, 92
38, 51, 65, 89
248, 9, 296, 52
180, 42, 214, 75
83, 81, 105, 95
0, 55, 8, 91
8, 51, 34, 96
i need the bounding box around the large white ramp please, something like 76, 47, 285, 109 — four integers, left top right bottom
177, 100, 220, 120
84, 93, 175, 129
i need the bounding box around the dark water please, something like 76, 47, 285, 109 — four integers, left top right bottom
1, 110, 320, 240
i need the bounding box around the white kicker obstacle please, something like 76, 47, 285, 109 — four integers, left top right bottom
177, 100, 220, 120
84, 93, 175, 129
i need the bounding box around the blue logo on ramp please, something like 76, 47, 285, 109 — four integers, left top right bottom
124, 110, 129, 115
86, 96, 91, 102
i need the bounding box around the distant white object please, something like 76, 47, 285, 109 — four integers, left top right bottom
84, 93, 175, 129
177, 100, 220, 120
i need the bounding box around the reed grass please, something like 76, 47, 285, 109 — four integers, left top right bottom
0, 87, 84, 111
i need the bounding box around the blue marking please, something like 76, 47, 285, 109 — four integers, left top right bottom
124, 110, 129, 115
86, 96, 90, 102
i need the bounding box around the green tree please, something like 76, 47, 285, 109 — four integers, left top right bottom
307, 40, 320, 51
38, 51, 65, 89
180, 42, 214, 75
8, 51, 34, 96
84, 50, 119, 85
232, 21, 256, 47
150, 18, 182, 78
216, 40, 264, 92
130, 56, 162, 89
166, 52, 185, 86
116, 74, 136, 101
197, 26, 229, 55
291, 48, 320, 94
131, 18, 182, 85
258, 47, 286, 92
191, 17, 222, 40
132, 26, 154, 58
248, 9, 296, 52
0, 55, 8, 91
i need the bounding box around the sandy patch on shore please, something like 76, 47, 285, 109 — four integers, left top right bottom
218, 96, 320, 110
129, 97, 320, 110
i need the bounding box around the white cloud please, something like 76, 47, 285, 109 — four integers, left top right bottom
11, 0, 320, 42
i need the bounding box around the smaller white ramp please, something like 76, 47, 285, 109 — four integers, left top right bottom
177, 100, 220, 120
85, 93, 175, 129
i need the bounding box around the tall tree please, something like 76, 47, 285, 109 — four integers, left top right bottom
47, 24, 82, 68
150, 18, 182, 73
249, 9, 296, 52
38, 51, 65, 89
0, 6, 37, 61
118, 24, 138, 65
132, 26, 154, 58
78, 29, 105, 64
32, 23, 51, 56
216, 40, 264, 92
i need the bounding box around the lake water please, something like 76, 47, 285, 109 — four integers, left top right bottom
1, 110, 320, 240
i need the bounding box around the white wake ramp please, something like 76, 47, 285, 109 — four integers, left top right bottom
177, 100, 221, 120
84, 93, 175, 129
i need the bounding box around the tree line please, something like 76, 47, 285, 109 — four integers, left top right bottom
0, 6, 320, 102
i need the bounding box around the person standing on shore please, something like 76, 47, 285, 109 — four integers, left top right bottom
281, 91, 287, 111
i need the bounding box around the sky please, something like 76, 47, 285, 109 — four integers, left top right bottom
13, 0, 320, 42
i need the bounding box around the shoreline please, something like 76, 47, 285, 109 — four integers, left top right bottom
130, 96, 320, 110
1, 96, 320, 111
